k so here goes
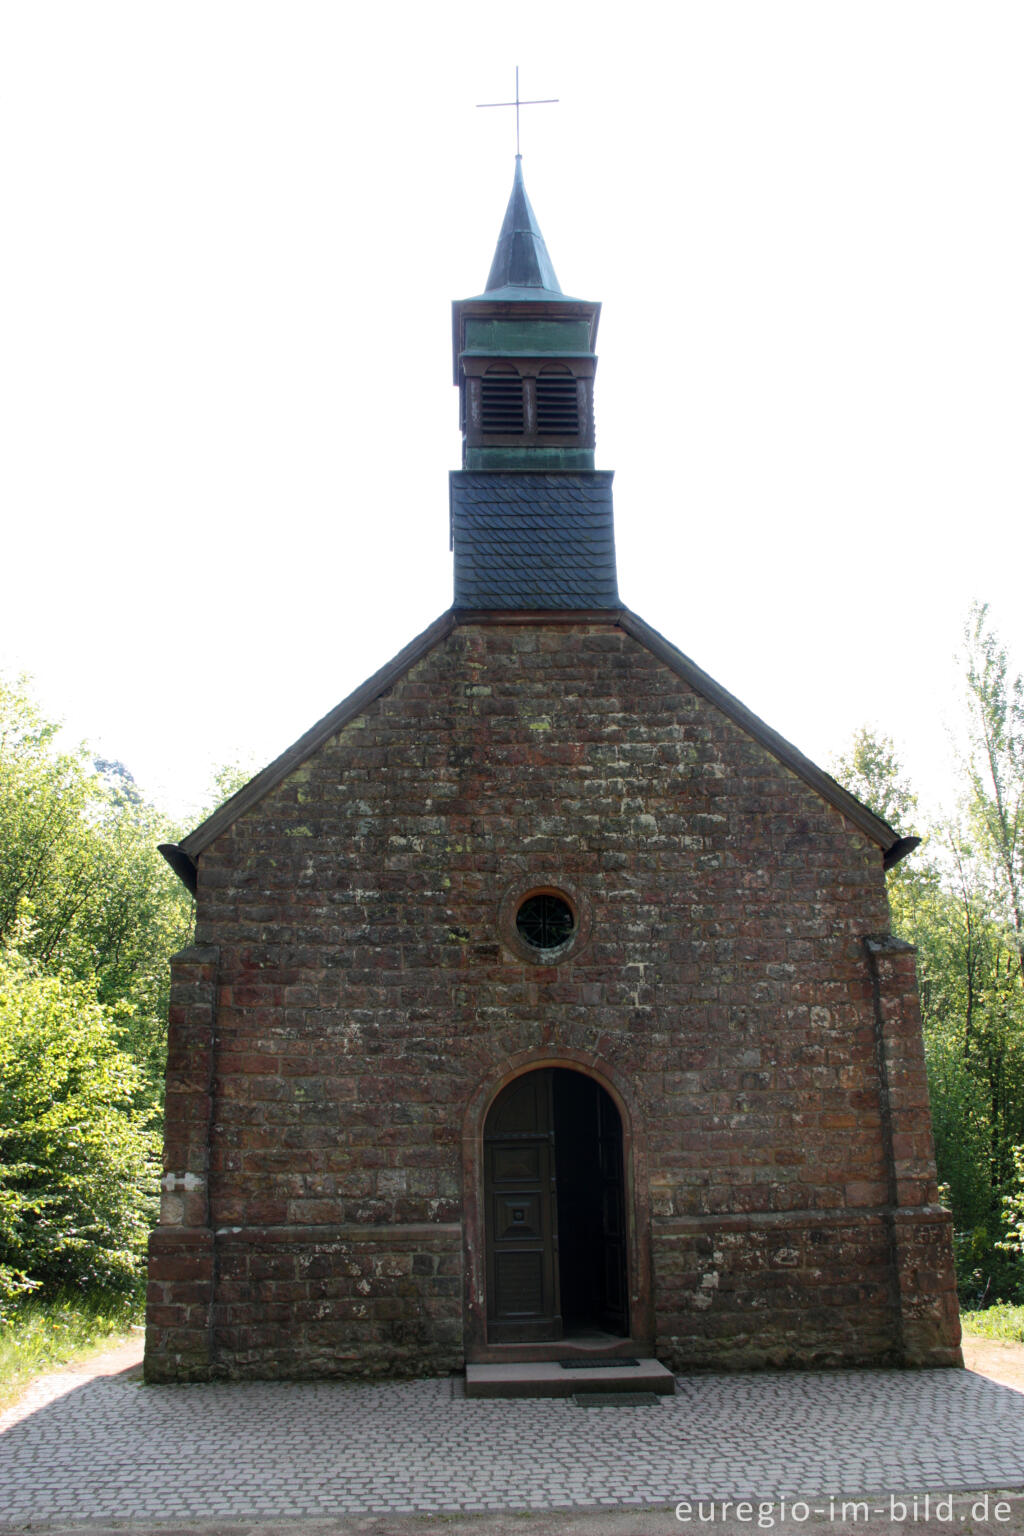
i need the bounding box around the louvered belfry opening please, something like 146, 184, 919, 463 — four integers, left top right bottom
452, 158, 600, 470
469, 361, 590, 453
536, 372, 579, 437
481, 371, 525, 435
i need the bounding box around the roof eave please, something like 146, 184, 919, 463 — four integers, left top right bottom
158, 841, 198, 897
451, 296, 601, 384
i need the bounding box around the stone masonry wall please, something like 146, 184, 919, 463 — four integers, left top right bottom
145, 619, 960, 1379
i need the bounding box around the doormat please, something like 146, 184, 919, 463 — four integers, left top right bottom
574, 1391, 661, 1407
558, 1357, 640, 1369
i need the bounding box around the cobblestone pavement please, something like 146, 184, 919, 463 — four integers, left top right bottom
2, 1350, 1024, 1530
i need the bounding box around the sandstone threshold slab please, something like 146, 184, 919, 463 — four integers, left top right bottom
465, 1357, 676, 1398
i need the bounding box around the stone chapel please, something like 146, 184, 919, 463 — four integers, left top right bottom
145, 158, 962, 1384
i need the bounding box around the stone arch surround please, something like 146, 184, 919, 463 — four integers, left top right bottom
460, 1046, 655, 1362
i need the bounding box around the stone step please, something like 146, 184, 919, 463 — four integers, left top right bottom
465, 1357, 676, 1399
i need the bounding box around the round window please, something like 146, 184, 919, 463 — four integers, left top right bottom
515, 892, 575, 952
498, 876, 591, 967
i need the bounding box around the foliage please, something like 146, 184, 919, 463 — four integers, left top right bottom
830, 725, 919, 832
206, 755, 260, 809
961, 602, 1024, 980
959, 1300, 1024, 1343
1000, 1145, 1024, 1259
0, 1291, 139, 1410
0, 675, 193, 1095
0, 949, 160, 1307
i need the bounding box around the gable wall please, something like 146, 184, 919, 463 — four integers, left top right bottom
146, 621, 959, 1379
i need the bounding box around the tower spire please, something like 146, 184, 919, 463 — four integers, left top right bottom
482, 156, 562, 298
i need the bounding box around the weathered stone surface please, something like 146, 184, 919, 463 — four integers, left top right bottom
145, 620, 961, 1380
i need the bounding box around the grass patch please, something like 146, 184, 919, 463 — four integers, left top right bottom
960, 1301, 1024, 1343
0, 1292, 141, 1409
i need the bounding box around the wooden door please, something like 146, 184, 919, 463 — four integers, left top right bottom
484, 1070, 562, 1342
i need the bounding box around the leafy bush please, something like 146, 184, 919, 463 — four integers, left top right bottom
0, 950, 159, 1310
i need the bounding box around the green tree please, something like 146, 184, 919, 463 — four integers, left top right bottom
829, 725, 919, 832
0, 675, 193, 1094
962, 602, 1024, 980
206, 756, 260, 808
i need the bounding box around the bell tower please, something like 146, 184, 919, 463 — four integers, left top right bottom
452, 157, 600, 472
449, 158, 618, 610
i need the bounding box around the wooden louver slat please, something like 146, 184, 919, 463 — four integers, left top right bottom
481, 377, 525, 435
536, 378, 579, 437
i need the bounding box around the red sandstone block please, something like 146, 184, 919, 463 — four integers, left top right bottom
220, 1051, 281, 1075
248, 1253, 299, 1280
821, 1111, 858, 1130
163, 1090, 211, 1122
162, 1144, 207, 1175
896, 1177, 931, 1206
146, 1304, 197, 1328
179, 1192, 207, 1226
844, 1179, 888, 1206
246, 1199, 289, 1223
285, 1198, 344, 1223
211, 1198, 247, 1224
149, 1254, 213, 1284
146, 1325, 209, 1353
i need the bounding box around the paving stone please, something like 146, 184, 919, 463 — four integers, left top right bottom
2, 1367, 1024, 1526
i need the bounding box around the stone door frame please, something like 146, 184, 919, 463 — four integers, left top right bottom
461, 1046, 654, 1363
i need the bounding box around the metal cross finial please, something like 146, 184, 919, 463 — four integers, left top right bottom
476, 66, 558, 157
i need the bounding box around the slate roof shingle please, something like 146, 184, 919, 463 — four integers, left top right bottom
450, 471, 619, 610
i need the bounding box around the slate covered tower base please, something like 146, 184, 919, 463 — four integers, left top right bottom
145, 157, 961, 1383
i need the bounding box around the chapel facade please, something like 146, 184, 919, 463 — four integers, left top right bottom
145, 160, 962, 1382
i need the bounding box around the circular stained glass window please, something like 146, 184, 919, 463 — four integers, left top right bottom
515, 892, 575, 952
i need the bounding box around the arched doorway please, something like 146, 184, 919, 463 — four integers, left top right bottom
484, 1067, 629, 1344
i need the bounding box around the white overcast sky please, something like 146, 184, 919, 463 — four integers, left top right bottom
2, 2, 1021, 831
